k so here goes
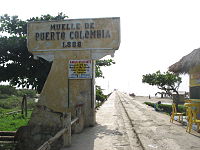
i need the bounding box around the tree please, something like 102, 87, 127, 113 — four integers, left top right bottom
96, 85, 107, 102
142, 71, 182, 109
0, 13, 67, 93
96, 59, 115, 78
142, 71, 182, 96
0, 14, 115, 94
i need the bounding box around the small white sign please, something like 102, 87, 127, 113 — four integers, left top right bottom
68, 60, 92, 79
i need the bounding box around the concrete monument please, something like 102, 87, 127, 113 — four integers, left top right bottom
15, 17, 120, 150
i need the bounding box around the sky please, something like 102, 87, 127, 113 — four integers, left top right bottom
1, 0, 200, 96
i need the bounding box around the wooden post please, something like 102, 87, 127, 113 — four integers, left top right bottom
21, 95, 25, 115
21, 95, 27, 117
62, 112, 71, 147
24, 95, 27, 117
73, 104, 84, 133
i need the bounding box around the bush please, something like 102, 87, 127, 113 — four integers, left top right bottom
144, 102, 154, 107
16, 89, 36, 98
0, 94, 10, 99
27, 99, 37, 109
0, 96, 21, 109
159, 104, 173, 114
144, 102, 186, 115
96, 86, 107, 102
0, 85, 17, 96
0, 96, 36, 110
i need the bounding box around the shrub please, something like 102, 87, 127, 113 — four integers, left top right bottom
27, 99, 37, 109
159, 104, 173, 114
0, 97, 36, 110
96, 86, 107, 102
144, 102, 154, 107
0, 85, 17, 96
144, 102, 186, 115
0, 94, 9, 99
16, 89, 36, 98
0, 96, 21, 109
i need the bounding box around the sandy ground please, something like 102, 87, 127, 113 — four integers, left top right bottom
62, 91, 200, 150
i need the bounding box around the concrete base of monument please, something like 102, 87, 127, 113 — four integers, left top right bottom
72, 114, 85, 134
15, 104, 96, 150
88, 110, 96, 127
72, 108, 96, 133
14, 50, 97, 149
15, 105, 71, 150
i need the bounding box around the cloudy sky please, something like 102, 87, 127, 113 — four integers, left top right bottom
1, 0, 200, 95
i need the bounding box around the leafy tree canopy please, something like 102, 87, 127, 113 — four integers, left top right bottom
96, 85, 107, 102
0, 13, 115, 93
96, 59, 115, 78
142, 70, 182, 97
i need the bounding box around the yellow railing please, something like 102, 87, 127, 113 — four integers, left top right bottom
184, 99, 200, 133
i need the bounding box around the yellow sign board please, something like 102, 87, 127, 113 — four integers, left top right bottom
68, 60, 92, 79
27, 17, 120, 54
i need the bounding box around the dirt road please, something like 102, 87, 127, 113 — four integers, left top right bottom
62, 91, 200, 150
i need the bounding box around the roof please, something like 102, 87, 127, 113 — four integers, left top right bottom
168, 48, 200, 74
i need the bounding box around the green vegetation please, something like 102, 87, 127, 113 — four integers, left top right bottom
0, 95, 35, 113
142, 71, 182, 111
0, 85, 17, 96
0, 111, 32, 131
0, 87, 36, 110
0, 95, 22, 110
0, 84, 108, 130
0, 86, 35, 149
16, 89, 36, 98
96, 59, 115, 78
96, 86, 107, 102
0, 85, 36, 131
96, 86, 108, 109
144, 102, 186, 115
142, 71, 182, 98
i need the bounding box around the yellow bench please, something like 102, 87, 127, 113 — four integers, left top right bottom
170, 103, 184, 123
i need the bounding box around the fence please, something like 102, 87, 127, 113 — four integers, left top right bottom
0, 95, 29, 118
37, 103, 84, 150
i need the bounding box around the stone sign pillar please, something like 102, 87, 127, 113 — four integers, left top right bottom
15, 17, 120, 150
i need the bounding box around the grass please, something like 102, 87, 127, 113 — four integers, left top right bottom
0, 87, 36, 149
0, 107, 19, 114
0, 109, 32, 150
0, 94, 36, 131
0, 96, 21, 109
0, 95, 36, 110
0, 110, 32, 131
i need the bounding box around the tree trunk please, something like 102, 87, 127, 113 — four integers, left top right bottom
172, 93, 179, 112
